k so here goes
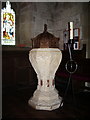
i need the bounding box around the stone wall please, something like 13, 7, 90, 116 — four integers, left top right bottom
88, 2, 90, 58
18, 2, 55, 47
53, 2, 88, 51
18, 2, 89, 52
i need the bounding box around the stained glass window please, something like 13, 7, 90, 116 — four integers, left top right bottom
1, 1, 15, 45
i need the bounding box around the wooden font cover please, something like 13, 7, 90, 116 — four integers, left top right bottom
31, 24, 60, 48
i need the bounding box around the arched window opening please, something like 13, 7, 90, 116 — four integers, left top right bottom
1, 1, 15, 45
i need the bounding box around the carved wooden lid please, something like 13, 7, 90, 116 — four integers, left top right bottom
31, 24, 60, 48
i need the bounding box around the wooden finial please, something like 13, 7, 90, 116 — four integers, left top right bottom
44, 24, 47, 33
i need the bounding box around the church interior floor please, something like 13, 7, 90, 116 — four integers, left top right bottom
2, 85, 90, 120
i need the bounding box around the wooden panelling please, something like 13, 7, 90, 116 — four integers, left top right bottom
2, 48, 37, 88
